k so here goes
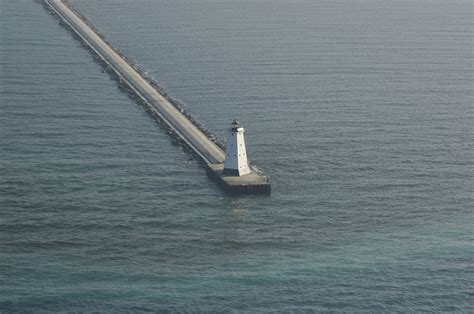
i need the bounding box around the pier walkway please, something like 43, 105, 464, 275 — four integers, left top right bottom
46, 0, 225, 165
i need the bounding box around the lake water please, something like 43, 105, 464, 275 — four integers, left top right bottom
1, 0, 472, 311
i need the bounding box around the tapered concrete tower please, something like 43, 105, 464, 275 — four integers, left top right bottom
223, 119, 251, 176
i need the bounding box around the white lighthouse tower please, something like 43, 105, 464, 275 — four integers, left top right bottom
223, 119, 251, 176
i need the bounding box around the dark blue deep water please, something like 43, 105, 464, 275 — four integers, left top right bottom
1, 0, 473, 311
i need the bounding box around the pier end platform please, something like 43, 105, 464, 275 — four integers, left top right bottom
207, 164, 271, 194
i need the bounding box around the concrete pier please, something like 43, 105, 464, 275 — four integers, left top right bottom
45, 0, 270, 194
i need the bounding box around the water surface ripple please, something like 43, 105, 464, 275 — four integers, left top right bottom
0, 0, 472, 311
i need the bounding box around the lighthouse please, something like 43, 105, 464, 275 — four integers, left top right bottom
223, 119, 251, 176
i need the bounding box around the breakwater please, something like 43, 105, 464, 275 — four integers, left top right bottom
44, 0, 270, 194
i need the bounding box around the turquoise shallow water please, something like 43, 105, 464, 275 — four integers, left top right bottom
1, 0, 473, 311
